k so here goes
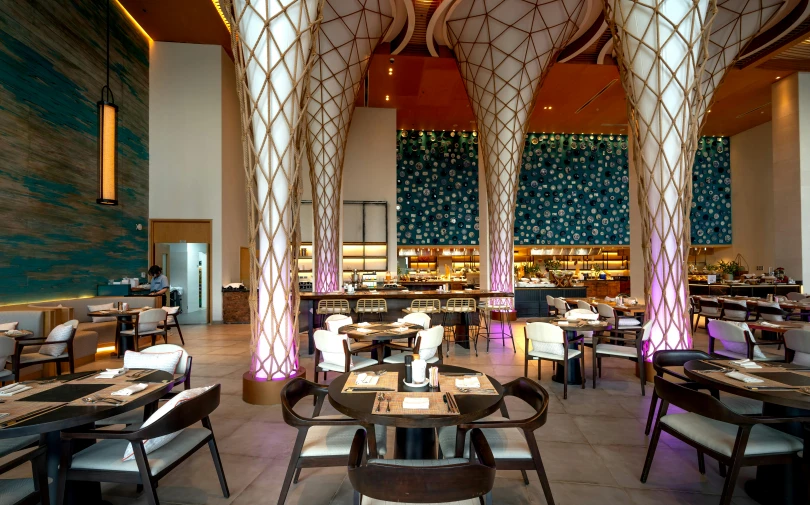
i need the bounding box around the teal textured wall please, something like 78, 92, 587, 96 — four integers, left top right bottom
0, 0, 149, 304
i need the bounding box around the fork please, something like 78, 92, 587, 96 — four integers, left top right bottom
386, 394, 392, 412
82, 394, 124, 405
375, 392, 384, 412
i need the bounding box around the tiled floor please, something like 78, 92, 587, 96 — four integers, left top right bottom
1, 320, 777, 504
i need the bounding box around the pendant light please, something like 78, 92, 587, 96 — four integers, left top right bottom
97, 0, 118, 205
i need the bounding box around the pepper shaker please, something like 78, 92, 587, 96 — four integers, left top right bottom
404, 355, 413, 383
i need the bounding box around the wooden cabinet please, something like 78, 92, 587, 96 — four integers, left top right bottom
584, 280, 622, 298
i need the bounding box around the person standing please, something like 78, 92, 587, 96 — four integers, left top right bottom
148, 265, 169, 304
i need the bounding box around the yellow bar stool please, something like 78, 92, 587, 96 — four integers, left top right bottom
354, 298, 388, 323
315, 299, 351, 329
441, 298, 479, 356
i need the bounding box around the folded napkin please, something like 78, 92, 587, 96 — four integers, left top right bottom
354, 373, 379, 386
759, 321, 781, 327
455, 377, 481, 389
96, 368, 128, 379
356, 322, 371, 327
0, 384, 32, 396
731, 359, 762, 369
111, 383, 149, 396
393, 327, 410, 332
402, 397, 430, 409
392, 320, 406, 326
355, 328, 373, 334
725, 371, 764, 383
414, 291, 423, 294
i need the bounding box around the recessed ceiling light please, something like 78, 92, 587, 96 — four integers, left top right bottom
776, 76, 781, 80
385, 95, 389, 101
707, 110, 711, 113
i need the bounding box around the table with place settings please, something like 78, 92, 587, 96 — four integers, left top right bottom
328, 363, 503, 459
526, 316, 611, 385
339, 322, 424, 362
0, 369, 174, 503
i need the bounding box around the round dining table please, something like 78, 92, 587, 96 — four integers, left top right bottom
0, 369, 174, 504
526, 317, 611, 385
328, 363, 503, 459
684, 360, 810, 505
87, 308, 149, 357
340, 322, 423, 362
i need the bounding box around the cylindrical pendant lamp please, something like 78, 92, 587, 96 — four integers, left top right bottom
97, 86, 118, 205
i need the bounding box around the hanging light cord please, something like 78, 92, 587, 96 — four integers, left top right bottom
102, 0, 114, 103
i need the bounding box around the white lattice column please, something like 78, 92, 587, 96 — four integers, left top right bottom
605, 0, 714, 356
307, 0, 394, 292
445, 0, 587, 299
225, 0, 322, 400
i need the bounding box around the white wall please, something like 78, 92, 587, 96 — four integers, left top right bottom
150, 42, 247, 321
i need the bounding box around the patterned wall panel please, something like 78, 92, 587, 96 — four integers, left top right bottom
516, 133, 631, 245
0, 0, 149, 304
691, 137, 732, 245
396, 130, 480, 245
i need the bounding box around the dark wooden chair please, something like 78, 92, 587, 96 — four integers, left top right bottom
278, 378, 385, 505
693, 297, 721, 332
644, 376, 807, 505
350, 428, 496, 505
11, 324, 77, 382
438, 377, 556, 505
592, 321, 651, 395
57, 385, 229, 505
0, 444, 49, 505
523, 322, 584, 399
157, 306, 184, 346
720, 299, 753, 323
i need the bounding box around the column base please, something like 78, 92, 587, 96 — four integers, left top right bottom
242, 368, 306, 405
635, 361, 654, 383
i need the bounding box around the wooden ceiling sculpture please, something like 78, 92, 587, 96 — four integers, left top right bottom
224, 0, 322, 398
306, 0, 394, 293
444, 0, 589, 297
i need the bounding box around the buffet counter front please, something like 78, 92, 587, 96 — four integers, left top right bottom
515, 286, 587, 318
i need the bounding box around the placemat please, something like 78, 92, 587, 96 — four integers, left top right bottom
371, 392, 458, 415
749, 372, 810, 387
0, 401, 65, 427
66, 383, 164, 406
438, 373, 499, 395
341, 372, 399, 393
18, 384, 112, 402
695, 369, 810, 390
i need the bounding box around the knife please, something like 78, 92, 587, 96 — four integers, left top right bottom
447, 392, 460, 413
344, 387, 395, 392
440, 373, 483, 377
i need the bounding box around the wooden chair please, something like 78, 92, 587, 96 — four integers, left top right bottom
354, 299, 387, 323
383, 325, 444, 364
324, 315, 379, 360
523, 322, 584, 399
689, 295, 700, 331
720, 299, 752, 322
592, 320, 652, 395
596, 303, 641, 336
438, 377, 556, 505
553, 297, 571, 316
349, 427, 495, 505
644, 376, 807, 505
11, 321, 77, 382
784, 329, 810, 366
0, 444, 49, 505
693, 297, 721, 332
0, 335, 14, 385
57, 385, 229, 505
756, 301, 786, 321
313, 330, 376, 382
441, 298, 479, 356
546, 295, 559, 317
157, 306, 184, 345
119, 309, 168, 353
385, 312, 431, 353
279, 378, 386, 505
707, 319, 783, 361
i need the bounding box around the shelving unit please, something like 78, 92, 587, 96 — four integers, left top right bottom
297, 242, 388, 273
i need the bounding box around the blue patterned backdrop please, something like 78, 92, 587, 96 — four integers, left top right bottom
395, 131, 731, 247
0, 0, 150, 304
396, 130, 480, 245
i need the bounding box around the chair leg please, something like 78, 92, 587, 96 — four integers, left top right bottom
580, 350, 585, 389
524, 357, 529, 378
520, 469, 529, 485
719, 454, 745, 505
175, 323, 185, 345
597, 357, 602, 378
697, 451, 706, 474
208, 437, 230, 498
639, 358, 646, 397
277, 434, 306, 505
527, 440, 555, 505
562, 359, 568, 400
293, 468, 302, 484
718, 462, 726, 477
640, 422, 663, 483
56, 440, 71, 505
592, 352, 597, 389
645, 390, 659, 435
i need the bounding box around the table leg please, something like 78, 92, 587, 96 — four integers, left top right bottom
46, 431, 105, 505
394, 427, 436, 459
552, 330, 583, 385
308, 300, 315, 355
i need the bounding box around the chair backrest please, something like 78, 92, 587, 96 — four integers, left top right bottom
317, 299, 350, 314
787, 292, 808, 301
402, 312, 431, 330
138, 308, 167, 331
163, 306, 181, 323
651, 349, 712, 371
64, 319, 79, 329
356, 298, 387, 312
707, 319, 749, 344
280, 378, 331, 426
409, 299, 440, 313
784, 329, 810, 366
596, 303, 615, 319
698, 297, 721, 315
500, 377, 551, 428
415, 326, 444, 360
653, 376, 755, 426
142, 344, 191, 375
554, 298, 570, 312
639, 320, 654, 342
347, 428, 496, 504
131, 385, 221, 440
757, 301, 785, 321
445, 298, 476, 311
577, 300, 596, 312
690, 296, 701, 311
721, 299, 749, 319
314, 329, 349, 370
0, 336, 14, 364
325, 314, 353, 333
525, 322, 564, 344
546, 295, 556, 308
564, 308, 598, 321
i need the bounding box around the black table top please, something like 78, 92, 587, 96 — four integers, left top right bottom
0, 370, 174, 438
328, 363, 503, 429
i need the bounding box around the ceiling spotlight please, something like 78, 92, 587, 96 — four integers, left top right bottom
388, 67, 393, 75
707, 109, 711, 113
776, 76, 781, 80
385, 95, 389, 101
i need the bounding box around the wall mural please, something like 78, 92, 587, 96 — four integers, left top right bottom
0, 0, 149, 304
396, 130, 480, 245
395, 131, 731, 247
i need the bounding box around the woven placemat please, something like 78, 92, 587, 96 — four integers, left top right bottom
66, 383, 165, 406
438, 374, 499, 395
341, 372, 399, 393
0, 401, 64, 426
371, 392, 458, 415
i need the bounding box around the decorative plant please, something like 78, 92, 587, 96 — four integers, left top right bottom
716, 260, 740, 276
543, 259, 562, 272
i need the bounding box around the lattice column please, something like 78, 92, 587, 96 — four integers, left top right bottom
225, 0, 322, 382
307, 0, 394, 292
604, 0, 716, 356
445, 0, 588, 300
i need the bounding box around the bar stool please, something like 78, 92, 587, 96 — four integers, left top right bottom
354, 298, 387, 323
315, 299, 351, 329
478, 299, 510, 345
402, 299, 441, 326
482, 309, 517, 352
441, 298, 479, 356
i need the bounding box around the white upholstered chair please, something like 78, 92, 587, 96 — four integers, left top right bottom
119, 309, 167, 352
383, 325, 443, 364
523, 322, 584, 399
313, 330, 376, 382
693, 297, 721, 331
0, 336, 13, 385
784, 329, 810, 366
158, 306, 184, 345
546, 295, 558, 316
596, 302, 641, 333
592, 320, 652, 395
786, 292, 808, 302
707, 319, 782, 361
401, 312, 431, 330
553, 298, 571, 315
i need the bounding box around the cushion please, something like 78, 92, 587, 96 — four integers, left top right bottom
595, 343, 638, 358
301, 415, 387, 457
529, 341, 565, 356
617, 317, 642, 327
720, 395, 763, 415
528, 348, 582, 361
0, 435, 39, 458
438, 416, 531, 459
88, 303, 117, 323
661, 412, 803, 457
0, 478, 36, 505
38, 322, 74, 357
72, 428, 211, 474
0, 322, 18, 331
123, 350, 183, 375
122, 385, 213, 461
383, 353, 440, 364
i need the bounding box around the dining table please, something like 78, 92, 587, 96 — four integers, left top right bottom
0, 368, 174, 504
328, 363, 503, 459
87, 308, 149, 357
684, 359, 810, 505
526, 316, 611, 385
564, 298, 648, 316
339, 322, 424, 362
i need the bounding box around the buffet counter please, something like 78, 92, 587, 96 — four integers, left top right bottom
689, 283, 802, 297
514, 286, 587, 318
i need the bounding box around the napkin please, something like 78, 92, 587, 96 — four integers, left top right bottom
355, 328, 373, 334
0, 384, 32, 396
354, 373, 379, 386
402, 397, 430, 409
392, 320, 406, 326
111, 383, 149, 396
96, 368, 128, 379
725, 371, 764, 383
759, 321, 780, 328
455, 377, 481, 389
414, 291, 423, 294
731, 359, 762, 369
356, 322, 371, 327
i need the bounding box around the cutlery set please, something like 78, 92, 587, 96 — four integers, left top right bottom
443, 393, 459, 414
375, 393, 391, 412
